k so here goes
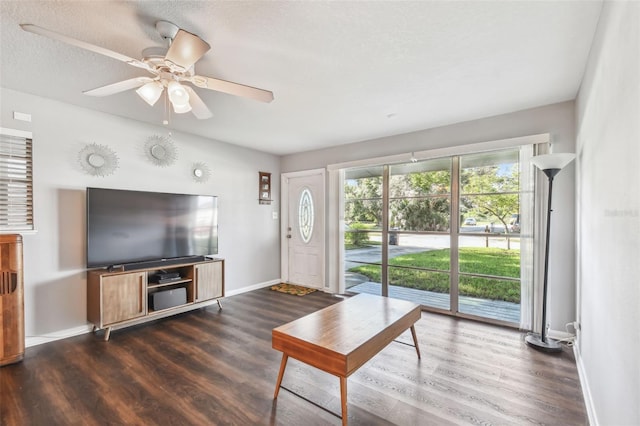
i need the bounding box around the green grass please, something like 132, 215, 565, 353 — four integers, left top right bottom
345, 240, 381, 250
344, 222, 380, 248
348, 248, 521, 303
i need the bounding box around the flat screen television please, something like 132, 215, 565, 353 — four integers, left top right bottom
86, 187, 218, 269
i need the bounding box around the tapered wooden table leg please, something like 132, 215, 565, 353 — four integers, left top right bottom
340, 376, 348, 425
273, 354, 289, 399
410, 325, 421, 359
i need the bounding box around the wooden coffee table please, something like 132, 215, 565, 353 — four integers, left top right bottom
272, 293, 421, 425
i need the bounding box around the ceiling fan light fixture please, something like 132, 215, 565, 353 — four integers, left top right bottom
167, 81, 190, 107
136, 81, 164, 106
173, 101, 192, 114
165, 29, 211, 71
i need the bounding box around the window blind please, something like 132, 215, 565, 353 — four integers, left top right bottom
0, 133, 33, 232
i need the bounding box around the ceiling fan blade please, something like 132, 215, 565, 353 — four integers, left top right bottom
83, 77, 153, 97
190, 75, 274, 103
20, 24, 150, 70
165, 29, 210, 71
184, 86, 213, 119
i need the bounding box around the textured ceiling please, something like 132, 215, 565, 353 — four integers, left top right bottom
0, 1, 602, 155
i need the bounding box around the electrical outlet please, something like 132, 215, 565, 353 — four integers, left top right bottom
272, 211, 278, 220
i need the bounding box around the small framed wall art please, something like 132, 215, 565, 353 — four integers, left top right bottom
259, 171, 272, 205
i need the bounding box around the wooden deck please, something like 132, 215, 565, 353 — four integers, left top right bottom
348, 281, 520, 324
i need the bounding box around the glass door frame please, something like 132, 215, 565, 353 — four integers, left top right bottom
343, 150, 528, 327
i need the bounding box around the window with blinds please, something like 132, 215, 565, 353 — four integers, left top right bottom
0, 132, 33, 232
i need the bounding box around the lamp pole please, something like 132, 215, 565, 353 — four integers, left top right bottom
526, 153, 575, 353
525, 168, 562, 352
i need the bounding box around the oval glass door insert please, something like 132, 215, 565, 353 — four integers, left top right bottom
298, 188, 314, 243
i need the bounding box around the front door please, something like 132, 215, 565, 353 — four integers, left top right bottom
284, 171, 324, 289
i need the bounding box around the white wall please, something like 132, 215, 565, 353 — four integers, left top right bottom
1, 87, 281, 344
575, 1, 640, 425
282, 101, 577, 332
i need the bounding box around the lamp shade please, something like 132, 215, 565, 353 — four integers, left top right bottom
135, 81, 164, 106
172, 101, 192, 114
531, 153, 576, 171
167, 81, 190, 107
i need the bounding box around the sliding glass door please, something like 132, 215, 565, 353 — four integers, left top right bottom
344, 166, 383, 296
343, 147, 531, 325
387, 159, 452, 310
457, 150, 522, 323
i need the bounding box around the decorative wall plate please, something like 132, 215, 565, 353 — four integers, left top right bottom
145, 135, 177, 167
78, 143, 119, 177
192, 162, 211, 183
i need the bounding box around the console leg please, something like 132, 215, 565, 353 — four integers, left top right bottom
217, 299, 222, 310
273, 354, 288, 399
104, 327, 111, 342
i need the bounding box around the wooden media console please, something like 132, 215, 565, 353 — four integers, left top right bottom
87, 258, 224, 340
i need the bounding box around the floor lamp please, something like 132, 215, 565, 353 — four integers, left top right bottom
526, 153, 575, 353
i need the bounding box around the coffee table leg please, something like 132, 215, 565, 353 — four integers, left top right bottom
273, 354, 289, 399
340, 376, 348, 425
410, 325, 421, 359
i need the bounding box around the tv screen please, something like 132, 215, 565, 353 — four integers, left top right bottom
86, 187, 218, 268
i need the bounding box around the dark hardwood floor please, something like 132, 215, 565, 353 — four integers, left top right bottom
0, 288, 587, 425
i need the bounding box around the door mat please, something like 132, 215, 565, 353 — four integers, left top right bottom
270, 283, 317, 296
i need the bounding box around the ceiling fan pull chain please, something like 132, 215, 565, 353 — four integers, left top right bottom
163, 91, 170, 126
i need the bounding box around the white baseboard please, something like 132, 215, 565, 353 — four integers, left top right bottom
218, 278, 281, 297
574, 341, 598, 426
26, 324, 94, 348
25, 279, 282, 348
548, 328, 575, 341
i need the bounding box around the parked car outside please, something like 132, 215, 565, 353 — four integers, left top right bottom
509, 214, 520, 233
464, 217, 477, 226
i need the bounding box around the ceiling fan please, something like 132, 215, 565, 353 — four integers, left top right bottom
20, 21, 274, 120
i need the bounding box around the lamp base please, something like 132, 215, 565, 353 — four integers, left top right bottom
525, 334, 563, 353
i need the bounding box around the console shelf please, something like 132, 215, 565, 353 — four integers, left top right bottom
87, 258, 224, 341
147, 279, 192, 290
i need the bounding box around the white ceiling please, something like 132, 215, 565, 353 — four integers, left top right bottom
0, 1, 602, 156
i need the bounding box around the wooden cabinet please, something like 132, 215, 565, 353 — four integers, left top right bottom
0, 234, 24, 366
195, 260, 224, 302
101, 272, 146, 325
87, 259, 224, 340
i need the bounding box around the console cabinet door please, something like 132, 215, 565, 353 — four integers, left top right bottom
195, 261, 223, 302
102, 272, 146, 325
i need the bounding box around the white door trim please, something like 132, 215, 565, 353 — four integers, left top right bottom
281, 168, 326, 287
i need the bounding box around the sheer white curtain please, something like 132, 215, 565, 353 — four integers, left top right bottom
520, 143, 549, 331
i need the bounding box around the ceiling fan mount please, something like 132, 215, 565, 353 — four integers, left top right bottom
155, 20, 180, 42
20, 21, 274, 120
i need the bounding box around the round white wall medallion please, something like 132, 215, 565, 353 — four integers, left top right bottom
87, 153, 105, 168
192, 162, 211, 183
145, 135, 177, 167
78, 143, 119, 177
